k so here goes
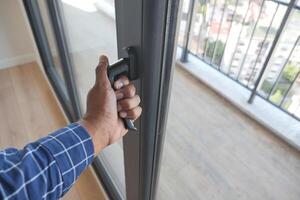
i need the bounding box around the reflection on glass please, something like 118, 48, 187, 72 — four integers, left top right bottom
58, 0, 125, 195
38, 1, 66, 84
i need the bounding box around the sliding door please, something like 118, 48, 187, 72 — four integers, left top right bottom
23, 0, 180, 199
53, 0, 126, 198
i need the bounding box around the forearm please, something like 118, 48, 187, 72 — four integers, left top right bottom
0, 123, 94, 199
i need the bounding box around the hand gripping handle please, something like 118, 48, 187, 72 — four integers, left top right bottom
107, 47, 138, 131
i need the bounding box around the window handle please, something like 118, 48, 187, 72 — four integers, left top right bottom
108, 47, 139, 131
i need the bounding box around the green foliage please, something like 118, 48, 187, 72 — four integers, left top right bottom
260, 63, 299, 102
260, 80, 272, 94
282, 99, 292, 110
227, 0, 237, 5
197, 3, 207, 15
198, 0, 206, 5
205, 40, 225, 65
270, 90, 282, 105
282, 63, 299, 82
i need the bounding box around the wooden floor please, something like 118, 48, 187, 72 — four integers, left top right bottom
0, 62, 108, 200
157, 66, 300, 200
4, 62, 299, 200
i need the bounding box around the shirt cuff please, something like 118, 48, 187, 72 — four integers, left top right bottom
37, 123, 94, 195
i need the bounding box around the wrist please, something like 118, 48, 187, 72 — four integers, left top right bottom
78, 118, 108, 155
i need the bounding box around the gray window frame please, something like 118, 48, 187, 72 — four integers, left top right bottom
23, 0, 180, 199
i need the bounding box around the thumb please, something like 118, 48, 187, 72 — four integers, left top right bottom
95, 55, 110, 86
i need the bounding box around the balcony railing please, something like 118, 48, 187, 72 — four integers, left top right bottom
179, 0, 300, 120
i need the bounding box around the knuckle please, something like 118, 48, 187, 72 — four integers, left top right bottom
116, 76, 129, 86
127, 110, 134, 116
122, 83, 135, 97
120, 75, 129, 82
128, 109, 137, 118
127, 84, 136, 97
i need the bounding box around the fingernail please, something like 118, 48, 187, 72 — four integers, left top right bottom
119, 112, 127, 118
117, 104, 122, 111
115, 81, 123, 89
99, 55, 106, 61
99, 55, 107, 65
116, 92, 123, 100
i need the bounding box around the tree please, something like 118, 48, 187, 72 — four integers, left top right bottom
205, 40, 225, 65
260, 80, 272, 94
270, 90, 282, 105
282, 63, 299, 82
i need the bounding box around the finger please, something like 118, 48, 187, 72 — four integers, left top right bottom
119, 106, 142, 120
115, 83, 136, 100
114, 76, 130, 90
95, 55, 110, 86
117, 95, 140, 111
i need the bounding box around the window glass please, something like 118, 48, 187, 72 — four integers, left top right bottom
58, 0, 125, 195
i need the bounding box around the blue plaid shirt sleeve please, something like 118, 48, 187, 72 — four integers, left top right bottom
0, 123, 94, 200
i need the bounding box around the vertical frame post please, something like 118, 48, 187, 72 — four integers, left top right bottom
45, 0, 82, 120
22, 0, 78, 121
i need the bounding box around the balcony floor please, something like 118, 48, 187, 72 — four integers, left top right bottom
157, 66, 300, 200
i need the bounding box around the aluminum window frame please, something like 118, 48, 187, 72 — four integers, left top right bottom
23, 0, 180, 199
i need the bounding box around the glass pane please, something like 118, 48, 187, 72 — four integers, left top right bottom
211, 0, 238, 67
158, 0, 300, 199
38, 1, 66, 84
269, 36, 300, 106
178, 0, 191, 47
203, 0, 227, 65
227, 0, 270, 79
157, 52, 300, 199
220, 0, 251, 73
257, 8, 300, 106
188, 0, 215, 56
58, 0, 125, 195
281, 73, 300, 118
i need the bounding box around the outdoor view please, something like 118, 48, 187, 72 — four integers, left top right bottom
42, 0, 300, 199
58, 0, 300, 199
178, 0, 300, 119
156, 0, 300, 199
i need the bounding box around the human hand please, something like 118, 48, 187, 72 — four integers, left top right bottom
80, 55, 142, 155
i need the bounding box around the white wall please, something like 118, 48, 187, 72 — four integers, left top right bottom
0, 0, 37, 69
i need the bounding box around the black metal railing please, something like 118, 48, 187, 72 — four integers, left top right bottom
178, 0, 300, 120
